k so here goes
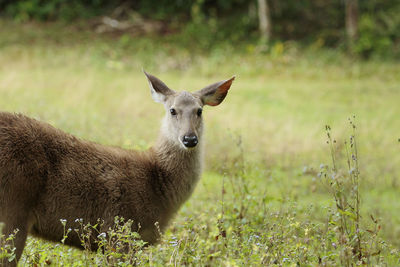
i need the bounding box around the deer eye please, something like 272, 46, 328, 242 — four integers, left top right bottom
197, 108, 202, 117
170, 108, 177, 116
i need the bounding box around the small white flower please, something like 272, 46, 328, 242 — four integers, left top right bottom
97, 232, 107, 239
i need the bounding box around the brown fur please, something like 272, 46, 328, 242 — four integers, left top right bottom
0, 73, 234, 266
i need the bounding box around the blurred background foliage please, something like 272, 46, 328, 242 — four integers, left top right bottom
0, 0, 399, 59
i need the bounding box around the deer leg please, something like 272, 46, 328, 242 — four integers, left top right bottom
0, 210, 30, 267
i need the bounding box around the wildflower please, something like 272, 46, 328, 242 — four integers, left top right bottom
97, 232, 107, 239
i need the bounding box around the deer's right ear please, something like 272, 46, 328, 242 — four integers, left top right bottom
144, 71, 175, 103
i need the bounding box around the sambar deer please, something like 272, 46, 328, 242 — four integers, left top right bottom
0, 72, 235, 266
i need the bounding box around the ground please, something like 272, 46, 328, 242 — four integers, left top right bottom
0, 20, 399, 266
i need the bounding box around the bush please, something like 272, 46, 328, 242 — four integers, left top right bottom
355, 10, 400, 59
1, 1, 399, 59
2, 0, 115, 21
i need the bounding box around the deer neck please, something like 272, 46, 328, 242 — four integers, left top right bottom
152, 131, 203, 208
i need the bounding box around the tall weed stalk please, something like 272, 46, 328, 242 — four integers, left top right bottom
321, 117, 382, 265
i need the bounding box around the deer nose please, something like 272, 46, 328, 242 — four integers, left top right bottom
182, 135, 198, 148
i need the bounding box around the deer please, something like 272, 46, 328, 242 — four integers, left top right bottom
0, 71, 235, 266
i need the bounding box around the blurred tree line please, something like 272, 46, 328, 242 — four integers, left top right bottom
0, 0, 399, 59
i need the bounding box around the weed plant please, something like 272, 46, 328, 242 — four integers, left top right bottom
320, 118, 386, 266
0, 224, 18, 264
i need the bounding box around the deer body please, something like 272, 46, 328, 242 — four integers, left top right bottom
0, 72, 234, 266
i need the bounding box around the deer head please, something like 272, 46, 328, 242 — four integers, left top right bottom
144, 71, 235, 149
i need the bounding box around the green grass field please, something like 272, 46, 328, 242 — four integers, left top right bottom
1, 20, 400, 266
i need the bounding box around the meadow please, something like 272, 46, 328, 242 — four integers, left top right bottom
0, 20, 400, 266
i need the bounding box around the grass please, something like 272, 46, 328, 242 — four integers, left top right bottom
0, 19, 400, 265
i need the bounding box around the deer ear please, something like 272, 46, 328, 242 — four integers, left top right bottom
196, 76, 235, 106
143, 71, 175, 103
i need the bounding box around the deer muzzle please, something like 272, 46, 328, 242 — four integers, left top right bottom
182, 134, 198, 148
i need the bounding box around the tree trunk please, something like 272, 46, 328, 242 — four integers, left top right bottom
345, 0, 358, 43
257, 0, 271, 41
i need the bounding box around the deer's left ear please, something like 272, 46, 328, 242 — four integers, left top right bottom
195, 76, 235, 106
